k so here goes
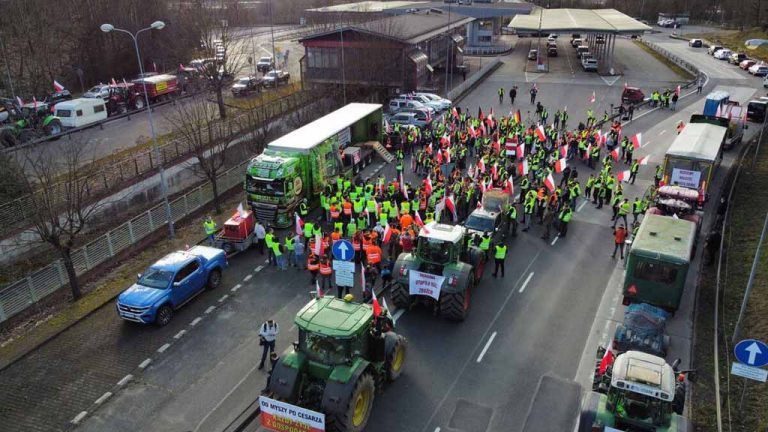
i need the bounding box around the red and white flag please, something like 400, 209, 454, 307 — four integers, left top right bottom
383, 221, 393, 244
555, 158, 567, 173
424, 176, 433, 196
583, 143, 592, 160
675, 85, 681, 96
477, 158, 486, 173
314, 233, 323, 256
445, 195, 458, 222
611, 148, 619, 161
639, 155, 651, 165
617, 170, 631, 183
468, 124, 476, 138
491, 163, 498, 180
601, 133, 607, 147
543, 173, 556, 192
631, 133, 642, 150
589, 91, 596, 104
504, 175, 514, 194
516, 143, 525, 159
518, 159, 529, 176
559, 144, 569, 158
505, 141, 516, 156
15, 96, 23, 106
399, 173, 409, 200
294, 212, 304, 236
371, 282, 382, 317
535, 124, 546, 142
414, 210, 424, 227
53, 80, 65, 92
452, 107, 459, 119
598, 341, 615, 375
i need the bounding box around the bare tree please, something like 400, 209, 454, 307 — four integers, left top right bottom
195, 18, 246, 120
11, 140, 104, 300
166, 98, 234, 214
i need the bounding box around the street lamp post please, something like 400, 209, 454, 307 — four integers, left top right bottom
100, 21, 175, 239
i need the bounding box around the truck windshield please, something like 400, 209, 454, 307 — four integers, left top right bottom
300, 330, 350, 365
482, 194, 508, 212
138, 269, 174, 289
417, 238, 452, 264
465, 214, 496, 233
632, 261, 679, 285
246, 176, 285, 196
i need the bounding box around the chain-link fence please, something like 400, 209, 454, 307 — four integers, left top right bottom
0, 157, 250, 323
0, 89, 314, 238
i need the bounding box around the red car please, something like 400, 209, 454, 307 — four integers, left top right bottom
740, 59, 757, 70
621, 87, 645, 105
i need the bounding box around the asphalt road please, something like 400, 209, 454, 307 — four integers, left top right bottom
0, 28, 763, 432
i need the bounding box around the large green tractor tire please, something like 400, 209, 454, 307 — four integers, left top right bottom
467, 247, 486, 282
326, 372, 375, 432
384, 333, 406, 381
390, 282, 411, 310
439, 272, 475, 321
267, 360, 302, 403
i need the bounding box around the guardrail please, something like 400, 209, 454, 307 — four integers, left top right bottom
0, 86, 312, 238
464, 45, 512, 56
640, 39, 701, 79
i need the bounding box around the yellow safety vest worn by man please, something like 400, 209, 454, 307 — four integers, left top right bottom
204, 218, 217, 245
493, 244, 507, 278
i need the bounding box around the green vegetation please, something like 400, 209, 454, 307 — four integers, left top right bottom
686, 29, 768, 63
633, 41, 695, 80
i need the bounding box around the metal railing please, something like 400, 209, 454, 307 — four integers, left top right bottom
0, 157, 251, 323
640, 39, 701, 79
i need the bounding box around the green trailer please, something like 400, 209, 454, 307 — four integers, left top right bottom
623, 214, 697, 312
245, 103, 383, 227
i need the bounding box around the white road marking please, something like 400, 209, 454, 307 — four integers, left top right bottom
94, 392, 112, 405
577, 200, 588, 212
71, 411, 88, 425
218, 294, 229, 303
518, 272, 535, 293
174, 330, 187, 339
392, 308, 405, 324
600, 76, 621, 86
138, 358, 152, 369
117, 374, 133, 386
434, 428, 441, 432
551, 236, 559, 246
642, 140, 652, 148
255, 265, 264, 272
231, 284, 242, 292
659, 130, 667, 135
158, 343, 171, 353
476, 331, 498, 363
190, 317, 203, 326
243, 274, 253, 282
205, 306, 216, 314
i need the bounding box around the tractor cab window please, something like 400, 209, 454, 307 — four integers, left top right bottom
632, 261, 678, 285
300, 330, 351, 365
417, 238, 452, 264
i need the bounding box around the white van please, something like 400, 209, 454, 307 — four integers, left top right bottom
54, 98, 107, 129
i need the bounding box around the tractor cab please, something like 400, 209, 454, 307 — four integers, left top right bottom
414, 223, 463, 266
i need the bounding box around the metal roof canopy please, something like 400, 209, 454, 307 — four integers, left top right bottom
267, 103, 381, 153
666, 123, 726, 162
508, 8, 652, 34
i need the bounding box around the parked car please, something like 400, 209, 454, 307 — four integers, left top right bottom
582, 57, 598, 72
116, 245, 228, 326
45, 90, 73, 105
397, 108, 433, 125
413, 92, 452, 110
708, 45, 724, 55
740, 59, 757, 70
576, 46, 590, 59
395, 93, 445, 112
688, 38, 702, 47
83, 84, 111, 100
622, 87, 645, 105
713, 49, 733, 60
571, 38, 583, 47
231, 76, 261, 96
256, 56, 275, 73
388, 111, 429, 128
528, 49, 538, 60
729, 52, 748, 65
749, 63, 768, 76
595, 34, 606, 44
262, 70, 290, 87
548, 46, 558, 56
388, 99, 435, 115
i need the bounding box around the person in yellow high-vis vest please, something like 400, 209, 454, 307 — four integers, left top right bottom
492, 243, 507, 278
203, 216, 217, 245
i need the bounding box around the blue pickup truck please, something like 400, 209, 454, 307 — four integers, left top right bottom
116, 245, 228, 326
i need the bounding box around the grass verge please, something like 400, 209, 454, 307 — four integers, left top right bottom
633, 40, 695, 80
692, 135, 768, 431
686, 29, 768, 63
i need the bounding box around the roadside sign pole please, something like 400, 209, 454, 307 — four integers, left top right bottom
732, 212, 768, 343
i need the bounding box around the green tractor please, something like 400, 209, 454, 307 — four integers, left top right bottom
0, 100, 63, 147
581, 349, 692, 432
267, 296, 407, 432
391, 221, 486, 321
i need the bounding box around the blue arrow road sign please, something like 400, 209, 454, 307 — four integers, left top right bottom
734, 339, 768, 367
332, 239, 354, 261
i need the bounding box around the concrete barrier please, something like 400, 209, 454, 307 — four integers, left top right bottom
448, 58, 502, 103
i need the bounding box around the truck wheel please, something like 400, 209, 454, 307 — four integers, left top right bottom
221, 242, 235, 256
353, 164, 360, 175
134, 98, 145, 110
207, 269, 222, 290
327, 372, 375, 432
45, 119, 62, 136
385, 334, 406, 381
156, 305, 173, 326
391, 282, 411, 309
439, 275, 474, 321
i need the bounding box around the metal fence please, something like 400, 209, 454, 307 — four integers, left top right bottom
0, 156, 251, 323
0, 88, 313, 238
641, 39, 701, 79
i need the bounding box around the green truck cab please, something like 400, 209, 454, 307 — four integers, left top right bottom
623, 215, 697, 312
245, 103, 383, 227
268, 296, 406, 432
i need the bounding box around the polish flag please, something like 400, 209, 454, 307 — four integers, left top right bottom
518, 159, 529, 176
589, 91, 596, 104
598, 342, 615, 375
445, 195, 458, 222
584, 143, 592, 160
675, 85, 681, 96
543, 173, 556, 192
53, 80, 65, 92
491, 163, 498, 180
414, 210, 424, 227
516, 143, 525, 159
452, 107, 459, 119
477, 158, 486, 173
468, 124, 476, 138
505, 141, 516, 156
611, 148, 619, 161
314, 233, 323, 256
425, 177, 433, 195
601, 133, 607, 147
559, 144, 569, 158
316, 280, 323, 298
504, 175, 514, 194
617, 170, 631, 183
426, 142, 433, 155
478, 107, 485, 121
399, 173, 409, 200
555, 158, 567, 173
639, 155, 651, 165
111, 78, 118, 86
480, 122, 487, 137
294, 212, 304, 236
631, 133, 642, 149
492, 140, 500, 155
479, 180, 486, 194
371, 282, 382, 317
535, 124, 546, 142
383, 221, 393, 244
444, 149, 451, 164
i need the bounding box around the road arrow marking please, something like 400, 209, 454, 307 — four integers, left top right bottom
746, 342, 763, 365
600, 76, 621, 86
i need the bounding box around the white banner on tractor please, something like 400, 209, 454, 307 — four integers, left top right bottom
259, 396, 325, 432
409, 270, 445, 301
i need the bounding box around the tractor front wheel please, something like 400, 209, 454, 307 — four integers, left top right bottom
385, 334, 406, 381
439, 274, 474, 321
391, 282, 411, 310
327, 372, 375, 432
45, 118, 62, 136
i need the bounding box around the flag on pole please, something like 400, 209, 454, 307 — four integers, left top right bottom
611, 148, 619, 161
445, 195, 458, 222
598, 342, 615, 375
518, 159, 529, 176
535, 124, 546, 142
491, 163, 498, 180
514, 110, 522, 124
314, 233, 322, 256
477, 158, 486, 173
516, 143, 525, 159
294, 212, 304, 236
544, 173, 556, 192
584, 143, 592, 160
504, 175, 514, 194
414, 210, 424, 227
589, 91, 596, 104
383, 221, 393, 244
632, 133, 642, 149
399, 173, 409, 200
555, 158, 567, 173
675, 85, 681, 96
617, 170, 631, 183
53, 80, 65, 92
452, 107, 459, 119
559, 144, 569, 158
371, 283, 382, 317
316, 280, 323, 298
15, 96, 23, 106
639, 155, 650, 165
478, 107, 485, 121
424, 176, 433, 196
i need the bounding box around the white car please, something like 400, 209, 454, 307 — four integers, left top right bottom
413, 92, 452, 110
708, 45, 724, 55
749, 63, 768, 76
582, 58, 598, 72
713, 49, 732, 60
394, 94, 445, 112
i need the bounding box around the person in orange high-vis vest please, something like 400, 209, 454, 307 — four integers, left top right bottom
307, 254, 320, 285
331, 229, 342, 242
342, 199, 353, 223
352, 231, 363, 264
366, 244, 382, 269
318, 257, 333, 292
330, 204, 341, 222
362, 233, 373, 253
400, 213, 413, 230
